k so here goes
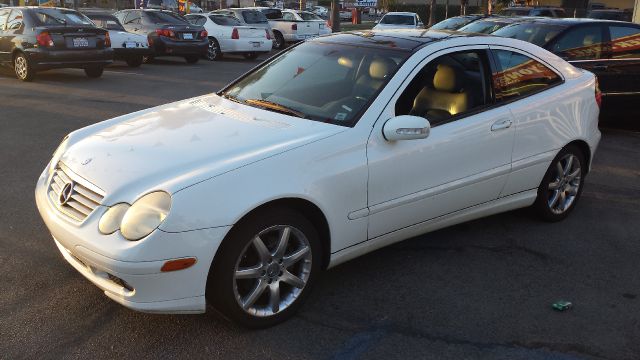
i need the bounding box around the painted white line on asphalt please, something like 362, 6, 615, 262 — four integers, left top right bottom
104, 70, 144, 76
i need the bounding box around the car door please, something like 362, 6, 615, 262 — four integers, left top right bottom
0, 8, 11, 63
599, 24, 640, 106
366, 46, 516, 239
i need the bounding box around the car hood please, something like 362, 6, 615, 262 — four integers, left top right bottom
60, 94, 346, 202
373, 24, 417, 29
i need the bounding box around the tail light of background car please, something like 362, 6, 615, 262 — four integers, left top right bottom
148, 35, 154, 46
105, 32, 111, 47
200, 30, 208, 38
231, 28, 239, 39
595, 77, 602, 108
291, 23, 297, 31
265, 29, 270, 40
155, 29, 176, 38
36, 31, 54, 47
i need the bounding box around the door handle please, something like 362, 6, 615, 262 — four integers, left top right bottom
491, 118, 513, 131
592, 65, 608, 72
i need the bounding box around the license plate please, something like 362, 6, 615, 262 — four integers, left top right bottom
183, 33, 193, 40
124, 41, 137, 48
73, 37, 89, 47
252, 42, 260, 48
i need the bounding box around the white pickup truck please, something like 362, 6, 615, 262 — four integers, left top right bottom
252, 7, 326, 50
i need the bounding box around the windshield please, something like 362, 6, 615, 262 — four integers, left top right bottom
210, 15, 241, 25
492, 23, 566, 46
430, 16, 476, 30
34, 9, 94, 26
221, 41, 409, 127
299, 12, 321, 20
88, 15, 125, 31
146, 11, 186, 24
242, 10, 268, 24
380, 14, 415, 25
458, 20, 508, 33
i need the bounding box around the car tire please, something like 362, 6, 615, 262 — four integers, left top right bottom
206, 37, 223, 61
142, 55, 155, 64
13, 52, 34, 82
273, 31, 285, 50
126, 55, 144, 68
207, 207, 322, 328
242, 52, 259, 60
185, 55, 199, 64
84, 66, 104, 78
533, 144, 586, 222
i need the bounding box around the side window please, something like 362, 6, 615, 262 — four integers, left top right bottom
608, 26, 640, 59
0, 9, 10, 30
492, 50, 562, 102
282, 12, 295, 21
6, 10, 23, 30
552, 25, 603, 60
395, 50, 491, 126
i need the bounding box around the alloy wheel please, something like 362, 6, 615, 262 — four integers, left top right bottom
547, 153, 581, 215
14, 55, 28, 80
233, 225, 312, 317
207, 39, 218, 60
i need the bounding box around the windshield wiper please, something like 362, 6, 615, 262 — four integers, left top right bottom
220, 93, 245, 105
244, 99, 307, 119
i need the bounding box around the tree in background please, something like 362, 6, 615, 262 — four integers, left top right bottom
460, 0, 467, 15
427, 0, 436, 26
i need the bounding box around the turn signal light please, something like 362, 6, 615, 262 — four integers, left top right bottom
105, 32, 111, 47
155, 28, 175, 38
595, 77, 602, 108
265, 29, 270, 40
231, 28, 239, 39
161, 257, 197, 272
200, 30, 208, 38
291, 23, 297, 31
36, 31, 54, 47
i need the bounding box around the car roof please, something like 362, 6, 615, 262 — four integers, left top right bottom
502, 16, 640, 26
312, 29, 485, 51
383, 12, 417, 16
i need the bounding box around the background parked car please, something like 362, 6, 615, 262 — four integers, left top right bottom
491, 18, 640, 120
254, 7, 324, 48
281, 10, 331, 36
498, 7, 566, 17
373, 11, 424, 30
0, 7, 112, 81
188, 2, 204, 13
456, 16, 522, 34
429, 14, 487, 31
311, 5, 328, 18
85, 12, 151, 67
114, 9, 208, 64
339, 9, 352, 22
586, 9, 632, 21
185, 13, 271, 61
211, 8, 277, 48
146, 0, 179, 13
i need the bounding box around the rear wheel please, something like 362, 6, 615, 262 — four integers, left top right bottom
126, 55, 144, 67
206, 38, 222, 61
185, 55, 199, 64
273, 31, 285, 50
84, 66, 104, 78
207, 208, 321, 328
533, 145, 586, 222
243, 52, 259, 60
14, 52, 34, 82
142, 55, 155, 64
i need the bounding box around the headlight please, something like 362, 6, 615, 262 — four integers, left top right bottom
98, 203, 131, 235
120, 191, 172, 241
49, 136, 69, 175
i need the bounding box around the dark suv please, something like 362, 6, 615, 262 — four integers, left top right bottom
114, 9, 207, 63
491, 18, 640, 120
0, 7, 113, 81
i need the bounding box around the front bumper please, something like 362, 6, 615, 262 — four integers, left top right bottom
25, 48, 114, 70
219, 38, 272, 53
152, 37, 208, 56
35, 167, 231, 314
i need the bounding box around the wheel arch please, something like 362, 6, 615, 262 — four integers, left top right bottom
565, 139, 592, 174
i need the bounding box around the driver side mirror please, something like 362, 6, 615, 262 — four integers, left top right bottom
382, 115, 430, 141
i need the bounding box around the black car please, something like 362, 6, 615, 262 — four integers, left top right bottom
586, 9, 632, 22
457, 16, 524, 34
492, 18, 640, 119
429, 14, 488, 31
113, 9, 207, 64
498, 7, 566, 17
0, 7, 113, 81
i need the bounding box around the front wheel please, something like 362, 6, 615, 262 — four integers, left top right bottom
14, 52, 34, 82
84, 66, 104, 78
207, 208, 321, 328
185, 55, 199, 64
533, 145, 586, 222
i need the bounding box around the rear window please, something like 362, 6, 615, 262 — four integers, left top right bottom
145, 11, 187, 24
260, 8, 282, 20
380, 14, 415, 25
492, 23, 566, 46
33, 9, 94, 26
87, 15, 125, 31
430, 16, 476, 30
458, 20, 508, 34
242, 10, 268, 23
208, 15, 240, 26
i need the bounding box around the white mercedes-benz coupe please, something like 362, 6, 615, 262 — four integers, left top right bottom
36, 29, 601, 328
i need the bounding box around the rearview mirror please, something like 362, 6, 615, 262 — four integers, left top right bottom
382, 115, 430, 141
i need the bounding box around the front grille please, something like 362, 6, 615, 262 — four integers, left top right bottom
47, 163, 105, 222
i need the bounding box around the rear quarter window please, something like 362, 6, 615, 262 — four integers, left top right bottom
492, 50, 562, 102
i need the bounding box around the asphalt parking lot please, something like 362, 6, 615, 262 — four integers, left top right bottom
1, 55, 640, 360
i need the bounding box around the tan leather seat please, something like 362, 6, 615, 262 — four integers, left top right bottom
410, 64, 468, 124
353, 57, 397, 99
